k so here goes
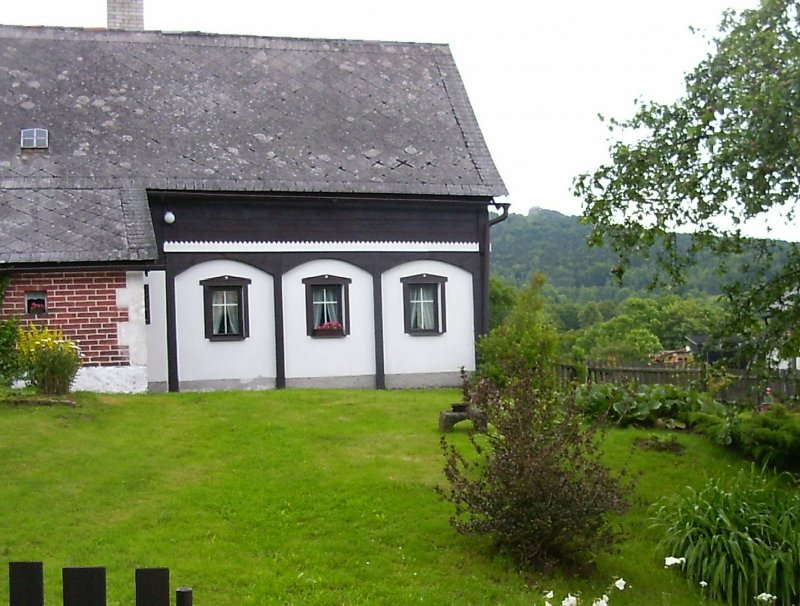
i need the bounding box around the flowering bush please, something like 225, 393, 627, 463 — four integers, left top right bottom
316, 321, 342, 331
17, 324, 81, 395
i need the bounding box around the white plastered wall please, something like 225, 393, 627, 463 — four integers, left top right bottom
282, 259, 375, 385
382, 260, 475, 386
144, 270, 168, 388
174, 260, 276, 389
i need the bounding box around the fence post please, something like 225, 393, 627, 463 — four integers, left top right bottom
63, 566, 106, 606
9, 562, 44, 606
136, 568, 170, 606
176, 587, 193, 606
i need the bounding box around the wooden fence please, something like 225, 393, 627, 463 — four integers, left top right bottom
557, 362, 800, 403
8, 562, 193, 606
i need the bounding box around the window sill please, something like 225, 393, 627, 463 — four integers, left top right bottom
207, 335, 247, 342
312, 330, 346, 339
406, 330, 443, 337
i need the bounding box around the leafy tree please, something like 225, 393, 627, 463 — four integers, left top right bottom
577, 301, 605, 328
576, 315, 663, 363
574, 0, 800, 364
488, 275, 518, 330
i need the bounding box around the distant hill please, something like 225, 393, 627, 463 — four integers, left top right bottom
489, 208, 750, 302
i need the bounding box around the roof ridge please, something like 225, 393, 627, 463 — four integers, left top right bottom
0, 23, 451, 51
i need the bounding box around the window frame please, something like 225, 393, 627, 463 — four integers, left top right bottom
20, 128, 49, 150
24, 292, 48, 316
302, 274, 351, 338
401, 274, 447, 336
199, 275, 251, 341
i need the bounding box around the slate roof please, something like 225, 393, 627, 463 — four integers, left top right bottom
0, 25, 506, 264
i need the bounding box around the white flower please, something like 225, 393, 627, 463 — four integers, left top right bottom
544, 590, 554, 599
592, 597, 608, 606
755, 593, 777, 603
664, 556, 686, 568
614, 578, 626, 591
561, 595, 578, 606
699, 581, 708, 588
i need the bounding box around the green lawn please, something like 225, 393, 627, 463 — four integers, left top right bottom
0, 389, 749, 605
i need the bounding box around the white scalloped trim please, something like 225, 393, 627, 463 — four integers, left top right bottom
163, 240, 480, 253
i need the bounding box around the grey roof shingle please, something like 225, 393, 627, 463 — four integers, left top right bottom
0, 187, 155, 263
0, 25, 506, 264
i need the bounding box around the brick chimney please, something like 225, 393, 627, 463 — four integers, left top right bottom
107, 0, 144, 30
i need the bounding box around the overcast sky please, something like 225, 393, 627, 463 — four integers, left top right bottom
3, 0, 771, 225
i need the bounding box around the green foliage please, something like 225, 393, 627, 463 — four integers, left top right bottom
576, 315, 663, 363
17, 324, 81, 395
574, 382, 716, 427
488, 275, 518, 330
652, 467, 800, 606
689, 404, 800, 471
0, 318, 20, 387
438, 366, 631, 570
490, 209, 768, 303
477, 274, 559, 390
574, 0, 800, 364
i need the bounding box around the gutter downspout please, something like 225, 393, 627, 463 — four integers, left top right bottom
481, 201, 511, 335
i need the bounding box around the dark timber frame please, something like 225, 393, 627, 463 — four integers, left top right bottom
151, 191, 495, 392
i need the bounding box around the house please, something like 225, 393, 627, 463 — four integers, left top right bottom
0, 2, 507, 392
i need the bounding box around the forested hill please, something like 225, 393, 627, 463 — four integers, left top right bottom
489, 208, 754, 303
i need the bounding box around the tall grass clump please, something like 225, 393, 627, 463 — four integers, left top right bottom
17, 324, 81, 395
652, 466, 800, 606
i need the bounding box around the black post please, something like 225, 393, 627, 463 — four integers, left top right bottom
136, 568, 170, 606
9, 562, 44, 606
176, 587, 193, 606
63, 566, 106, 606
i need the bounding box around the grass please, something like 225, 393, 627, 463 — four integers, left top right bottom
0, 389, 754, 605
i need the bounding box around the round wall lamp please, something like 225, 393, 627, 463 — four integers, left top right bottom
163, 210, 176, 224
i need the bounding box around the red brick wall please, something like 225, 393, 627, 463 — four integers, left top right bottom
1, 271, 131, 367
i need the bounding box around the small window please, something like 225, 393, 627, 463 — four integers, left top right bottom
144, 284, 151, 325
401, 274, 447, 335
20, 128, 49, 150
25, 292, 47, 315
302, 275, 351, 337
200, 276, 251, 341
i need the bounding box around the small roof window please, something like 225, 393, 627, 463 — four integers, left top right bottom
20, 128, 49, 150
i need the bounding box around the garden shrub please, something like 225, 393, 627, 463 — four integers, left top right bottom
0, 317, 20, 387
17, 324, 81, 395
653, 466, 800, 606
438, 363, 632, 570
476, 273, 559, 392
689, 405, 800, 471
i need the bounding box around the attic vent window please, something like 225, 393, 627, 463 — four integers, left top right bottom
20, 128, 49, 150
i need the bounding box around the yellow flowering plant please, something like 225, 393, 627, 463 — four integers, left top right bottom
17, 324, 81, 395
